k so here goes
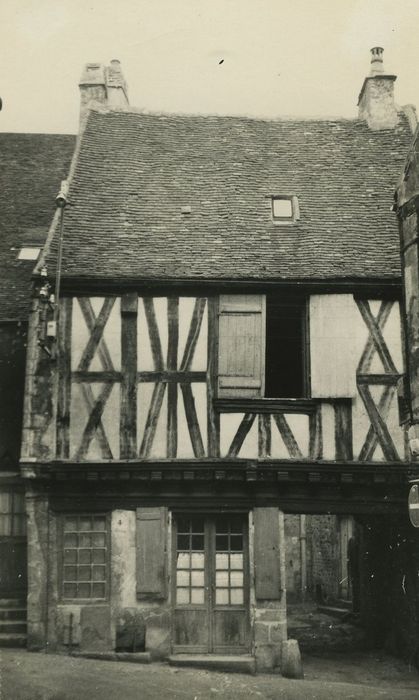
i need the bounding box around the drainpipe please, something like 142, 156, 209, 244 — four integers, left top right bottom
54, 181, 69, 323
300, 515, 307, 602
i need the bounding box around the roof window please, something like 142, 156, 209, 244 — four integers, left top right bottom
271, 195, 300, 224
18, 246, 41, 261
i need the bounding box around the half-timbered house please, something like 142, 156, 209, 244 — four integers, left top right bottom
20, 50, 419, 670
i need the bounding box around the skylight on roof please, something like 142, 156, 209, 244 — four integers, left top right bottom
271, 195, 300, 224
18, 246, 41, 261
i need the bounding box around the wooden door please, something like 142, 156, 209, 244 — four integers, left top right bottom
0, 490, 27, 597
172, 514, 249, 654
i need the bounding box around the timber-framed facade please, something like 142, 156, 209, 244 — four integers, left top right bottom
18, 52, 419, 670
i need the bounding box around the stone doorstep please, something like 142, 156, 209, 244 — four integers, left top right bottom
168, 654, 256, 675
70, 651, 151, 664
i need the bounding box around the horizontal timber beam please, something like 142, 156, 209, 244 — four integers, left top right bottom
72, 371, 207, 383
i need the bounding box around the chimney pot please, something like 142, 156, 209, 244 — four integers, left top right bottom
370, 46, 384, 76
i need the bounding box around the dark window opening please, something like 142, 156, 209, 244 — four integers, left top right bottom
265, 296, 306, 398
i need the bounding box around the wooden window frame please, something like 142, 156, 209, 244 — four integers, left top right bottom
59, 513, 111, 604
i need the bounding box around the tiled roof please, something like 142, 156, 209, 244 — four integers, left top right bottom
0, 133, 76, 319
39, 109, 412, 283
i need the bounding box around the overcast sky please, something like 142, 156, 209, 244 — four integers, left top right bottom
1, 0, 419, 134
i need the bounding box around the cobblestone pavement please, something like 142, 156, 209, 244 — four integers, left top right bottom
1, 649, 419, 700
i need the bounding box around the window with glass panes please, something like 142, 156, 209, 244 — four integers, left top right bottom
0, 492, 26, 536
62, 515, 108, 600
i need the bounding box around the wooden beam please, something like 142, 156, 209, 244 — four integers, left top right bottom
357, 373, 400, 385
309, 404, 323, 460
120, 293, 138, 459
139, 382, 166, 458
138, 371, 206, 383
356, 300, 397, 374
227, 413, 256, 458
273, 413, 303, 459
179, 298, 206, 371
75, 381, 114, 459
258, 413, 271, 458
72, 370, 206, 383
56, 297, 73, 459
207, 297, 220, 457
167, 298, 179, 458
72, 371, 122, 383
143, 298, 164, 371
334, 400, 353, 461
180, 383, 205, 458
77, 297, 115, 371
358, 383, 399, 462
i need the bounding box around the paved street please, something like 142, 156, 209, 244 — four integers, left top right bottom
2, 649, 419, 700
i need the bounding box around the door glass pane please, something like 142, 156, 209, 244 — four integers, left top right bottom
214, 517, 245, 607
191, 553, 204, 569
191, 588, 205, 604
177, 552, 190, 568
191, 571, 204, 586
177, 588, 190, 604
176, 517, 206, 606
216, 589, 229, 605
231, 571, 244, 587
216, 571, 229, 587
230, 554, 243, 570
177, 571, 189, 586
216, 553, 229, 570
231, 589, 244, 605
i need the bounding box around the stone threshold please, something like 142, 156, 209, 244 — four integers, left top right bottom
168, 654, 256, 674
70, 651, 151, 664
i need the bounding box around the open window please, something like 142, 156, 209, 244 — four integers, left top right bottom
217, 293, 357, 400
218, 294, 307, 399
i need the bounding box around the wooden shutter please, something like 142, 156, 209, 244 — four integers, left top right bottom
136, 507, 168, 599
253, 507, 281, 599
218, 294, 265, 398
310, 294, 357, 398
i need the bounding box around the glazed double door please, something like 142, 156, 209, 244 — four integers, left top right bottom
172, 514, 250, 654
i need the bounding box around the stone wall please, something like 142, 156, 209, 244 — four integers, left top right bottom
306, 514, 340, 602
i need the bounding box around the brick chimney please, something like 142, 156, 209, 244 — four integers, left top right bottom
358, 47, 398, 130
79, 60, 129, 127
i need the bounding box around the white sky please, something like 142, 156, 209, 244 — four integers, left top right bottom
1, 0, 419, 134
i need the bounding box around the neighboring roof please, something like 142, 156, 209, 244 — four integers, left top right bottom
39, 108, 412, 284
0, 133, 76, 319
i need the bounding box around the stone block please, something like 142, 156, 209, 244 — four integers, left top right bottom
281, 639, 304, 679
270, 621, 287, 644
144, 609, 171, 660
255, 608, 285, 622
255, 643, 277, 672
254, 622, 269, 643
80, 606, 112, 651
